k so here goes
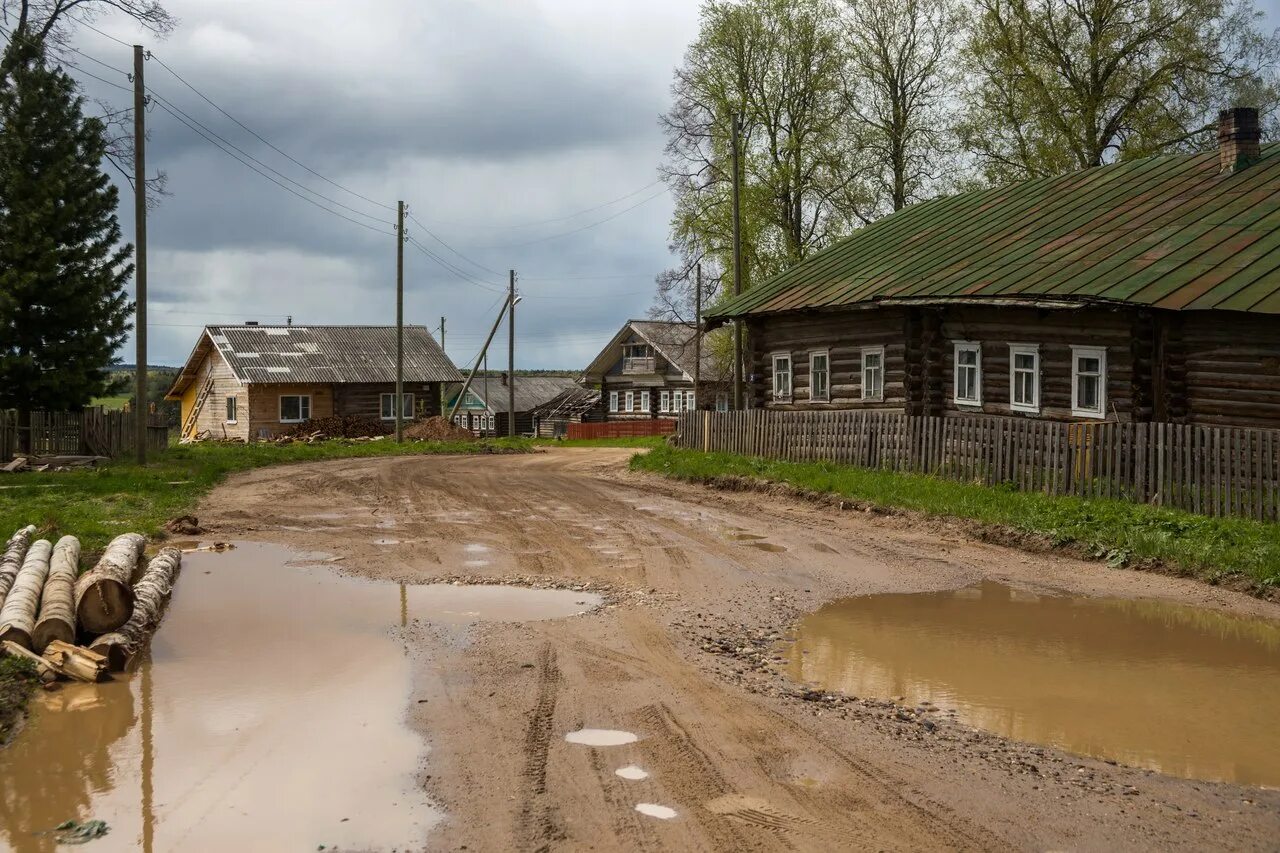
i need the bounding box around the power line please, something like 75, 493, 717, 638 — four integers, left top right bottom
406, 211, 503, 278
404, 236, 506, 293
473, 187, 669, 250
150, 96, 392, 234
73, 18, 133, 48
146, 51, 396, 214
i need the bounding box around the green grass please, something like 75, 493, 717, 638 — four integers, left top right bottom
631, 446, 1280, 588
89, 395, 131, 410
0, 437, 532, 560
534, 436, 669, 449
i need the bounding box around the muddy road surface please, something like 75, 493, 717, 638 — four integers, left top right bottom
197, 447, 1280, 851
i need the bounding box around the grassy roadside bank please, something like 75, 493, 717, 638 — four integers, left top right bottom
631, 445, 1280, 590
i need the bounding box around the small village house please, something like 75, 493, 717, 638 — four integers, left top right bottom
166, 324, 461, 440
527, 387, 602, 438
584, 320, 729, 420
707, 108, 1280, 429
443, 373, 580, 436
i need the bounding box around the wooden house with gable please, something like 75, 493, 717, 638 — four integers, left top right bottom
584, 320, 730, 420
707, 108, 1280, 429
165, 324, 461, 440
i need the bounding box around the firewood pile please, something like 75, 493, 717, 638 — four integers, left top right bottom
279, 415, 391, 439
1, 455, 110, 473
0, 526, 182, 683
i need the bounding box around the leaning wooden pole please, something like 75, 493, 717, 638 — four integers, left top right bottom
0, 524, 37, 609
0, 539, 53, 649
90, 546, 181, 671
33, 536, 81, 652
74, 533, 145, 634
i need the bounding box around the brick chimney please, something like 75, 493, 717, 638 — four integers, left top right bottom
1218, 106, 1260, 174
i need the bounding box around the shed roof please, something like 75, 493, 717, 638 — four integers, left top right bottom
709, 143, 1280, 322
166, 325, 460, 398
446, 374, 581, 414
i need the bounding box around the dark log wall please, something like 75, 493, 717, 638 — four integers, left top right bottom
745, 309, 908, 410
936, 306, 1135, 421
1181, 313, 1280, 428
333, 382, 442, 421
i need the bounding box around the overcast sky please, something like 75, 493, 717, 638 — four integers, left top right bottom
66, 0, 1280, 370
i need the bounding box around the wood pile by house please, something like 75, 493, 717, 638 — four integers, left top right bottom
279, 415, 391, 439
0, 526, 182, 683
403, 416, 475, 441
1, 455, 110, 473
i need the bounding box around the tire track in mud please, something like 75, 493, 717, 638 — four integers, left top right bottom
516, 643, 564, 852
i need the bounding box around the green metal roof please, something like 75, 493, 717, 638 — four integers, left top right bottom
708, 144, 1280, 321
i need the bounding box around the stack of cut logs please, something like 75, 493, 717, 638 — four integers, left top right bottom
0, 526, 182, 683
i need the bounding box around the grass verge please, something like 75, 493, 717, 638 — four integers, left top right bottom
0, 437, 532, 560
631, 446, 1280, 590
534, 436, 669, 449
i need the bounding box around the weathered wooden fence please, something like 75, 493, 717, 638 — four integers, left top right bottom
568, 419, 677, 440
0, 409, 170, 462
676, 410, 1280, 522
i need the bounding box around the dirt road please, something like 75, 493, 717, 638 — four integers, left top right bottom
199, 447, 1280, 851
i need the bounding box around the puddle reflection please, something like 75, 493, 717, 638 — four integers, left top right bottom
784, 580, 1280, 787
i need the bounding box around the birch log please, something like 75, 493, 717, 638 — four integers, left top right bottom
90, 547, 181, 671
0, 539, 52, 649
0, 524, 37, 610
73, 533, 145, 634
32, 536, 81, 652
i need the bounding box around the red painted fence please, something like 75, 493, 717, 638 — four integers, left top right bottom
567, 419, 677, 440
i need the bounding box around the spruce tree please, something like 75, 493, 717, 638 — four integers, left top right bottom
0, 39, 133, 413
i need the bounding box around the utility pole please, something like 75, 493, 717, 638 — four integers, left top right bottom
507, 269, 516, 437
395, 201, 406, 442
730, 113, 744, 411
133, 44, 148, 464
694, 262, 702, 411
439, 315, 446, 351
447, 295, 512, 422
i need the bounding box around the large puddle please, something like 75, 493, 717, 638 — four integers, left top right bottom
784, 580, 1280, 787
0, 542, 600, 852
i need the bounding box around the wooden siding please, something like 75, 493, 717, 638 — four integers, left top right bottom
180, 347, 248, 440
247, 384, 334, 438
745, 309, 908, 411
333, 382, 442, 421
1181, 314, 1280, 428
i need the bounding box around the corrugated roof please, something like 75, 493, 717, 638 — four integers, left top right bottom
584, 320, 729, 381
169, 325, 460, 396
709, 144, 1280, 321
447, 375, 581, 414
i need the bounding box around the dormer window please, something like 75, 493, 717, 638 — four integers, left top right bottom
622, 344, 656, 374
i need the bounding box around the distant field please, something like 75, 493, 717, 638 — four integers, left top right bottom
91, 395, 131, 410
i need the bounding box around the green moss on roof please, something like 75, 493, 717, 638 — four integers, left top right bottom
710, 145, 1280, 320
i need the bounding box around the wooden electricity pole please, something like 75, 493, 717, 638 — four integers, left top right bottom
730, 114, 744, 411
507, 270, 516, 437
133, 45, 148, 464
395, 200, 405, 443
693, 262, 702, 409
439, 315, 446, 351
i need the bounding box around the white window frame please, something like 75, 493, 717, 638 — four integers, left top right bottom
672, 390, 683, 411
608, 391, 619, 413
487, 414, 495, 431
772, 352, 793, 402
660, 390, 671, 413
279, 394, 311, 423
225, 396, 237, 424
809, 350, 830, 403
1071, 346, 1107, 419
625, 390, 635, 413
953, 341, 983, 407
716, 393, 729, 413
1008, 344, 1041, 414
379, 392, 415, 421
640, 390, 650, 413
685, 391, 696, 411
861, 346, 885, 402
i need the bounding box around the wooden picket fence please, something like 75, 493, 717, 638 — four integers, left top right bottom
0, 409, 170, 462
675, 410, 1280, 522
568, 419, 677, 440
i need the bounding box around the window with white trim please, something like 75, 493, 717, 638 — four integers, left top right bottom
1071, 346, 1107, 418
772, 353, 792, 401
861, 346, 884, 401
625, 391, 635, 412
640, 390, 650, 413
1008, 344, 1040, 413
379, 392, 414, 420
487, 414, 495, 431
716, 394, 729, 412
225, 396, 237, 423
609, 391, 619, 413
672, 390, 684, 411
660, 390, 671, 412
684, 391, 696, 411
809, 351, 830, 402
953, 342, 982, 406
279, 394, 311, 423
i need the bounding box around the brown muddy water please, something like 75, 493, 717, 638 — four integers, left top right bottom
0, 542, 601, 852
784, 580, 1280, 787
